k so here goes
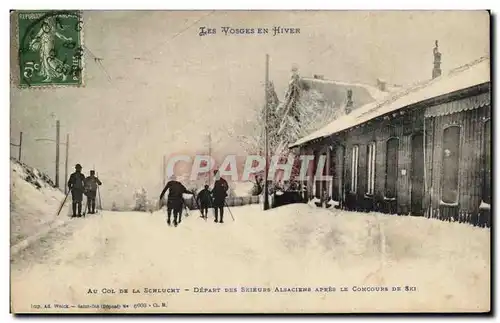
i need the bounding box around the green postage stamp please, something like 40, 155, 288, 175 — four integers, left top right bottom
17, 10, 84, 87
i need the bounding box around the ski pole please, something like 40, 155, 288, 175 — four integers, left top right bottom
82, 195, 88, 216
97, 185, 103, 213
56, 190, 71, 216
224, 200, 235, 221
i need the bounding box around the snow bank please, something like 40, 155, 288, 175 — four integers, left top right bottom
10, 159, 70, 245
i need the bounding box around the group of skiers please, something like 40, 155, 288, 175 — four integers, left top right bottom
159, 169, 229, 227
67, 164, 227, 224
67, 163, 103, 217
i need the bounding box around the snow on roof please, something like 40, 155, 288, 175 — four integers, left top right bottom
290, 56, 490, 148
303, 77, 390, 99
300, 77, 389, 106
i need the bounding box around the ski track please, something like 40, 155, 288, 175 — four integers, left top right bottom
11, 204, 490, 313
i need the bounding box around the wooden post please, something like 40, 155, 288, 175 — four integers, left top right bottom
208, 132, 212, 186
55, 120, 60, 188
18, 131, 23, 161
264, 54, 270, 210
65, 133, 69, 194
162, 155, 166, 186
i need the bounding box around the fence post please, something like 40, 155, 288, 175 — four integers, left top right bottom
18, 131, 23, 161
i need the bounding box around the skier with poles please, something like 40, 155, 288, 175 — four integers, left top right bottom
196, 184, 212, 219
67, 164, 86, 217
211, 169, 229, 223
159, 175, 195, 227
84, 170, 102, 215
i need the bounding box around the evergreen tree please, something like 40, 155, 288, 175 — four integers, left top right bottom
133, 187, 148, 212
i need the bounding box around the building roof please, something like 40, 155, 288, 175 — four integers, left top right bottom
290, 56, 490, 148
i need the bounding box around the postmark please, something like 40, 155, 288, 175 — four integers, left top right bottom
17, 10, 84, 87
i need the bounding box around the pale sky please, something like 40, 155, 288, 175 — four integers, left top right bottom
10, 10, 490, 208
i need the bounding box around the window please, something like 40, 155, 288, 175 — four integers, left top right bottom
385, 138, 399, 198
351, 145, 359, 193
333, 145, 345, 201
483, 120, 491, 204
314, 150, 321, 198
366, 142, 376, 195
441, 126, 460, 204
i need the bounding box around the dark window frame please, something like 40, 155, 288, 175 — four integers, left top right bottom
440, 124, 461, 205
385, 137, 399, 199
351, 145, 359, 193
366, 141, 376, 196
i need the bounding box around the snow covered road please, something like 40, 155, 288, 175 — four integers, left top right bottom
11, 204, 490, 313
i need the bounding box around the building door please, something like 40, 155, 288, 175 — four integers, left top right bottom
411, 133, 425, 216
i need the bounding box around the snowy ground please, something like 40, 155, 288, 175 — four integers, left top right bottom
11, 203, 490, 313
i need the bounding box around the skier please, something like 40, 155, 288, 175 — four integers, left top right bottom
196, 184, 212, 219
67, 164, 86, 217
159, 175, 194, 227
211, 170, 229, 223
84, 170, 102, 214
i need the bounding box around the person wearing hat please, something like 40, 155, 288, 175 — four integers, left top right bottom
159, 174, 194, 227
84, 170, 102, 214
68, 164, 86, 217
211, 169, 229, 223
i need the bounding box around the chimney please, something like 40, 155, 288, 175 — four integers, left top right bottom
432, 40, 442, 79
345, 89, 353, 114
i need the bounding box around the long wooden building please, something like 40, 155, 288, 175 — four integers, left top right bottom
289, 54, 491, 227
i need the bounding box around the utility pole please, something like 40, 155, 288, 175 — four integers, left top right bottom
10, 131, 23, 161
208, 132, 212, 186
55, 120, 60, 188
162, 155, 166, 186
18, 132, 23, 161
264, 54, 270, 210
35, 129, 68, 191
64, 133, 69, 194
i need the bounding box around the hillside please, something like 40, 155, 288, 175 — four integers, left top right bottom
10, 158, 70, 245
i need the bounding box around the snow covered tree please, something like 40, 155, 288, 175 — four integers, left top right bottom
133, 187, 148, 212
237, 67, 343, 159
235, 66, 348, 186
276, 67, 347, 152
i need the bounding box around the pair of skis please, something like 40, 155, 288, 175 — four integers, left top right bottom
56, 185, 102, 217
192, 195, 235, 222
55, 191, 87, 218
83, 185, 103, 216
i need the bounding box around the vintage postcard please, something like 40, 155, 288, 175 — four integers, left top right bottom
10, 10, 491, 314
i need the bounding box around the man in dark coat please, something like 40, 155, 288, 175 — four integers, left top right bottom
159, 175, 194, 227
197, 184, 212, 219
211, 170, 228, 223
84, 170, 102, 214
68, 164, 86, 217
